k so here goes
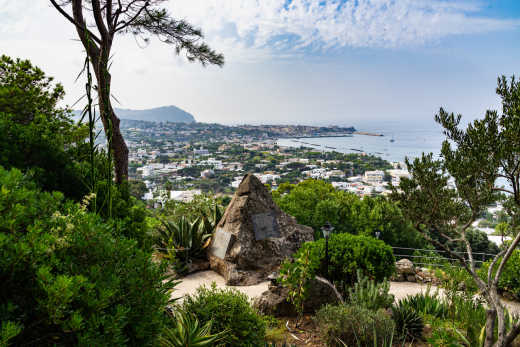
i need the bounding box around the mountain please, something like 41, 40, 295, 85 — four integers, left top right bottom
114, 106, 195, 123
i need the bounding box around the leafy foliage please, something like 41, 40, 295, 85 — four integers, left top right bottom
278, 247, 314, 320
0, 166, 172, 345
391, 76, 520, 346
0, 55, 90, 201
286, 233, 394, 295
272, 179, 425, 250
347, 270, 394, 311
181, 284, 266, 347
480, 250, 520, 299
314, 304, 395, 347
161, 194, 226, 223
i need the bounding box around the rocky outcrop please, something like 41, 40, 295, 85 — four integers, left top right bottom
254, 276, 341, 317
208, 174, 314, 285
392, 258, 439, 284
396, 259, 415, 276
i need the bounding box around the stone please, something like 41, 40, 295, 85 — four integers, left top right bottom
254, 276, 341, 317
208, 174, 314, 285
209, 228, 233, 259
407, 275, 417, 282
252, 212, 280, 240
396, 258, 415, 276
186, 259, 210, 274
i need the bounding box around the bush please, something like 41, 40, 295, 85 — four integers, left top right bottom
181, 284, 266, 346
481, 249, 520, 299
272, 179, 426, 250
292, 233, 394, 291
391, 302, 424, 341
0, 166, 172, 346
0, 55, 90, 201
347, 270, 394, 311
314, 304, 395, 347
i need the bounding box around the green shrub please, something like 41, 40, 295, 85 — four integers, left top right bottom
314, 304, 394, 347
181, 284, 266, 346
399, 290, 488, 346
480, 249, 520, 299
391, 302, 424, 341
292, 233, 394, 291
272, 179, 426, 250
0, 166, 172, 345
0, 55, 91, 202
347, 270, 394, 311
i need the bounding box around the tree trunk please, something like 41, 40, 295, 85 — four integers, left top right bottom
95, 65, 128, 184
485, 308, 496, 347
110, 113, 128, 184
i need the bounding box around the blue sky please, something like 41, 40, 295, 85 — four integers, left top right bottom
1, 0, 520, 128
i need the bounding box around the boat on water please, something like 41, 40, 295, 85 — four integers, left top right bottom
390, 133, 395, 143
325, 146, 337, 150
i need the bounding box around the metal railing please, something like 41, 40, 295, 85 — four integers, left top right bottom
391, 246, 497, 268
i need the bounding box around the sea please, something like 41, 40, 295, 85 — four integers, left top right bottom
277, 119, 447, 164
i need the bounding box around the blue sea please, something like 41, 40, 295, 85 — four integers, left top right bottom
277, 119, 446, 163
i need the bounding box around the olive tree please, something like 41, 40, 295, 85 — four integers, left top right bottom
392, 76, 520, 346
49, 0, 224, 183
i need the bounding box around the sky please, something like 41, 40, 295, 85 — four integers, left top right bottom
1, 0, 520, 128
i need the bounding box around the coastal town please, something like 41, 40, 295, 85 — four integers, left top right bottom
122, 119, 410, 205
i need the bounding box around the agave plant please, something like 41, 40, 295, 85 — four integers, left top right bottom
157, 216, 212, 265
399, 289, 448, 319
160, 310, 227, 347
199, 204, 224, 236
391, 302, 424, 342
347, 269, 394, 311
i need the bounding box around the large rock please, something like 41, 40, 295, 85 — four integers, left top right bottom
254, 276, 341, 317
208, 174, 314, 285
392, 258, 415, 282
396, 258, 415, 275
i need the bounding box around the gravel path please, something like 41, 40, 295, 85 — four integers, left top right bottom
171, 270, 269, 301
172, 270, 520, 316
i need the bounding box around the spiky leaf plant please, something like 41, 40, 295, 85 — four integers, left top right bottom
160, 310, 226, 347
347, 269, 394, 311
391, 302, 424, 341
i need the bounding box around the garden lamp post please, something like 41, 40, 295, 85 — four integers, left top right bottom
375, 230, 381, 239
321, 222, 334, 280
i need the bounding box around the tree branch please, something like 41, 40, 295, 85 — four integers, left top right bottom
91, 0, 110, 41
49, 0, 102, 44
504, 322, 520, 346
114, 1, 150, 33
488, 249, 506, 284
494, 230, 520, 286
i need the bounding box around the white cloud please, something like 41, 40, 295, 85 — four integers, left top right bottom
166, 0, 518, 61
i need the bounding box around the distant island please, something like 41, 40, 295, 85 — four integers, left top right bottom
73, 105, 196, 123
115, 106, 195, 123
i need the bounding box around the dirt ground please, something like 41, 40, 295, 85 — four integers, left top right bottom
172, 270, 520, 346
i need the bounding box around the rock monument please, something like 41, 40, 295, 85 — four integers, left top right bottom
208, 174, 314, 285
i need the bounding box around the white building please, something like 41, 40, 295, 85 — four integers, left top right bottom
363, 170, 384, 184
194, 146, 209, 156
386, 169, 411, 186
169, 190, 202, 202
